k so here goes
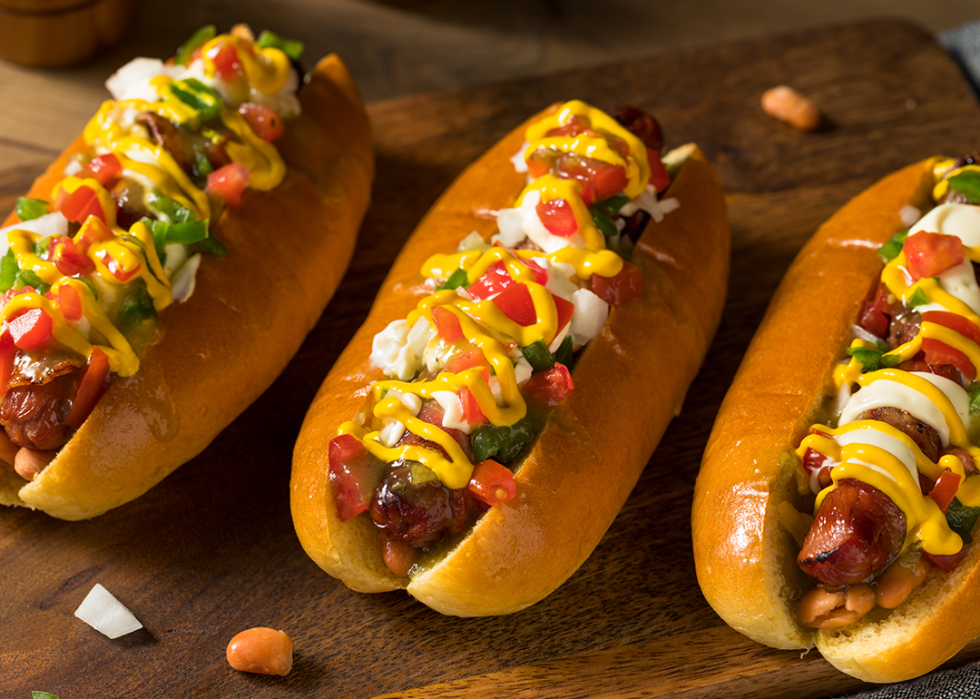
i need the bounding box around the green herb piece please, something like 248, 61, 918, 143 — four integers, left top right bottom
521, 340, 554, 373
880, 352, 902, 368
76, 275, 99, 301
436, 268, 469, 291
971, 386, 980, 417
591, 206, 618, 238
33, 237, 52, 259
32, 692, 59, 699
946, 497, 980, 544
15, 197, 49, 221
948, 171, 980, 204
16, 270, 49, 296
256, 30, 305, 60
408, 463, 439, 486
878, 229, 909, 263
555, 334, 574, 368
907, 287, 930, 308
146, 192, 196, 224
0, 250, 17, 292
472, 416, 540, 464
174, 25, 216, 66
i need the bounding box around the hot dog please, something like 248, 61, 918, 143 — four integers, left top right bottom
693, 155, 980, 681
291, 101, 729, 615
0, 26, 373, 520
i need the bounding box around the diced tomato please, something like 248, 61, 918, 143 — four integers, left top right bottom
526, 157, 550, 179
56, 185, 107, 225
73, 215, 115, 253
239, 103, 285, 141
50, 236, 95, 277
522, 362, 574, 407
922, 310, 980, 347
468, 259, 548, 301
536, 197, 578, 238
457, 387, 486, 425
858, 283, 893, 338
491, 283, 537, 326
7, 307, 52, 350
206, 162, 250, 206
432, 306, 464, 342
445, 347, 490, 382
922, 338, 976, 381
903, 231, 965, 281
925, 548, 970, 573
65, 346, 110, 429
591, 260, 644, 305
328, 434, 385, 522
212, 44, 243, 81
95, 247, 141, 284
647, 149, 670, 193
467, 459, 517, 506
57, 284, 83, 321
928, 470, 962, 513
0, 330, 14, 395
79, 154, 123, 187
554, 294, 574, 334
414, 401, 470, 453
1, 286, 34, 311
592, 162, 629, 200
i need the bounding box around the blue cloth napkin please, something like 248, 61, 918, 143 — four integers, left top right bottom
830, 19, 980, 699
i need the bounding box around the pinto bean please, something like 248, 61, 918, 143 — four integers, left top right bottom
13, 448, 57, 481
875, 556, 932, 609
761, 86, 821, 131
798, 583, 876, 629
226, 627, 293, 676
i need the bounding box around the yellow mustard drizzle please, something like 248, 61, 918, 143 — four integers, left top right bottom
808, 180, 980, 560
2, 31, 291, 382
341, 101, 653, 492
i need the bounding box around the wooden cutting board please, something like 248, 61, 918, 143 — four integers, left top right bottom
3, 17, 980, 699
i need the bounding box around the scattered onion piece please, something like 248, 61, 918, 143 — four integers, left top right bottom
74, 583, 143, 639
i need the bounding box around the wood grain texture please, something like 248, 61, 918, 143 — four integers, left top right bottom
2, 17, 980, 699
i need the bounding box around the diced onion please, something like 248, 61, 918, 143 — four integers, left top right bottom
170, 253, 202, 303
0, 212, 69, 256
75, 583, 143, 639
899, 204, 922, 228
850, 323, 882, 345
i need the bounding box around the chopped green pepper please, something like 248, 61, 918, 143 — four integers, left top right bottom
437, 268, 469, 292
555, 334, 574, 368
591, 206, 618, 238
193, 150, 214, 178
16, 270, 49, 296
169, 78, 224, 122
174, 25, 216, 66
146, 192, 196, 224
521, 340, 554, 373
119, 287, 156, 326
946, 497, 980, 544
907, 287, 930, 308
472, 416, 540, 464
971, 385, 980, 417
15, 197, 49, 221
256, 30, 305, 60
196, 233, 230, 258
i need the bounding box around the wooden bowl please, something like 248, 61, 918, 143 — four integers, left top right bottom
0, 0, 137, 68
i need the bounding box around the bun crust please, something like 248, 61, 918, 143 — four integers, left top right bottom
692, 157, 980, 682
0, 55, 374, 520
290, 106, 730, 616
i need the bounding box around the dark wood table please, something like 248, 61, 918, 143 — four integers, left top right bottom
3, 17, 980, 699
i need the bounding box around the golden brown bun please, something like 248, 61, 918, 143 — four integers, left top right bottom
290, 108, 730, 616
0, 54, 374, 520
692, 157, 980, 682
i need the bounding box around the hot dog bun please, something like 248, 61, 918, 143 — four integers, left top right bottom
0, 54, 373, 520
291, 103, 729, 616
692, 158, 980, 682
